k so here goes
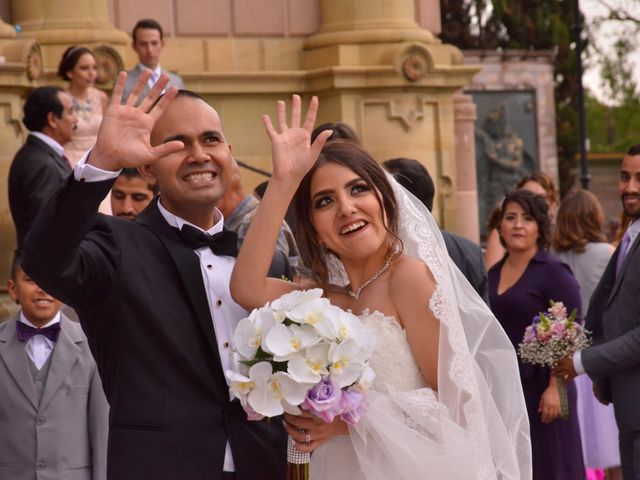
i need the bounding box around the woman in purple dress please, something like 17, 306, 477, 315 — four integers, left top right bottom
489, 189, 585, 480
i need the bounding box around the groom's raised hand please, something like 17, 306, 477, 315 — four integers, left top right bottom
89, 70, 184, 171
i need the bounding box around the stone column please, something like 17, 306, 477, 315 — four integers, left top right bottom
307, 0, 435, 49
303, 0, 479, 231
10, 0, 127, 78
452, 91, 480, 242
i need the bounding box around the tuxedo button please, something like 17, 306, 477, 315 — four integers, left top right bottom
207, 264, 212, 270
216, 299, 222, 306
223, 341, 229, 349
37, 416, 46, 425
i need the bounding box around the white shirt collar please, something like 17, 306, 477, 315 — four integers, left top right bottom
19, 311, 61, 329
137, 63, 162, 78
30, 132, 64, 157
156, 197, 224, 235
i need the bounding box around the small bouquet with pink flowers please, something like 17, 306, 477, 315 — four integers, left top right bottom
518, 300, 591, 417
225, 289, 375, 479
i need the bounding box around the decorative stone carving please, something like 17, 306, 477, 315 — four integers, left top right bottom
93, 45, 124, 84
363, 95, 429, 130
25, 43, 42, 80
401, 48, 429, 81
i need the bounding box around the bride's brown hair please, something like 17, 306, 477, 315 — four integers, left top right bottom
293, 140, 401, 288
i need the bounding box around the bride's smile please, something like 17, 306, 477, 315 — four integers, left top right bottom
309, 162, 388, 263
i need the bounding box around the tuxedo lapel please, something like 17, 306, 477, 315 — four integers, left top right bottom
27, 135, 70, 174
606, 234, 640, 308
0, 317, 38, 409
40, 315, 82, 410
137, 200, 226, 383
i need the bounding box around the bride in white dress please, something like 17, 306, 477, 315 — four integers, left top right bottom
230, 96, 531, 479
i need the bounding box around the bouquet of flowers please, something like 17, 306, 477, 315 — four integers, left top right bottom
518, 300, 591, 418
226, 289, 376, 479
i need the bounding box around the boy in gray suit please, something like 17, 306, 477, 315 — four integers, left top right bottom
0, 251, 108, 480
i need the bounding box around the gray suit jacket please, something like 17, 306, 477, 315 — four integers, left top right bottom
0, 314, 109, 479
122, 64, 185, 104
582, 233, 640, 433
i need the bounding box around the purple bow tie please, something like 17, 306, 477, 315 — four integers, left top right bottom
16, 321, 61, 343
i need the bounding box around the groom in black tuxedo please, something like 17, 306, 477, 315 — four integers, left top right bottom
22, 73, 286, 480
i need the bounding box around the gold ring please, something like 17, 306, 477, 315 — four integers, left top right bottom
563, 374, 569, 380
304, 433, 311, 445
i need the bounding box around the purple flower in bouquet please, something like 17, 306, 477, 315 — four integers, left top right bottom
339, 389, 367, 426
302, 377, 343, 422
532, 315, 540, 325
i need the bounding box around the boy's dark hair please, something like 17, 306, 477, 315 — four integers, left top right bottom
22, 86, 65, 132
382, 157, 435, 212
132, 19, 164, 43
10, 249, 21, 281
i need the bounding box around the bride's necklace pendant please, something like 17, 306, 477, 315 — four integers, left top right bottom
347, 258, 392, 300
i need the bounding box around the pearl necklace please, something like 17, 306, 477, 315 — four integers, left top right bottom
347, 258, 392, 300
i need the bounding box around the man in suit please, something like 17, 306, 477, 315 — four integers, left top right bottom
122, 19, 184, 104
0, 250, 108, 479
382, 157, 489, 303
23, 72, 287, 480
8, 86, 78, 247
110, 168, 157, 221
555, 144, 640, 479
217, 157, 300, 270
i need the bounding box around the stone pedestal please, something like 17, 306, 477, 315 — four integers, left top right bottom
11, 0, 128, 82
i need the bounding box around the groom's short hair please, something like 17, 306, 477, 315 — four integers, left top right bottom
382, 158, 435, 212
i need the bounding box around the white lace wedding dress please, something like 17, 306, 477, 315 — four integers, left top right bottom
310, 311, 494, 479
308, 177, 532, 480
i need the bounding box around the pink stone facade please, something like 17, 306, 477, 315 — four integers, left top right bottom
103, 0, 437, 38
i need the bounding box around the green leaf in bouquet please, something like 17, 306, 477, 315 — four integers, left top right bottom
567, 308, 577, 328
539, 313, 551, 331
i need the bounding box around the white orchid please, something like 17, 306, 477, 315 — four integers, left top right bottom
271, 288, 324, 310
265, 324, 319, 360
227, 289, 376, 425
238, 362, 309, 417
288, 342, 331, 384
354, 364, 376, 392
328, 339, 371, 388
330, 307, 376, 351
286, 298, 339, 339
233, 309, 276, 359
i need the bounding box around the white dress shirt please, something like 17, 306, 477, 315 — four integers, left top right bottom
19, 312, 61, 370
137, 64, 164, 91
30, 131, 65, 157
73, 152, 243, 472
573, 219, 640, 375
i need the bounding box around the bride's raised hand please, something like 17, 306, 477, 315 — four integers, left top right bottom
90, 70, 184, 171
262, 94, 331, 185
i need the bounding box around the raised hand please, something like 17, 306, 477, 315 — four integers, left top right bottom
90, 70, 184, 171
262, 94, 331, 184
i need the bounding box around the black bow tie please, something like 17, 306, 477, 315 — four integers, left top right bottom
178, 224, 239, 257
16, 321, 61, 343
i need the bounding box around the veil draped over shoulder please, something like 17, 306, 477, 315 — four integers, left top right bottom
312, 176, 532, 480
